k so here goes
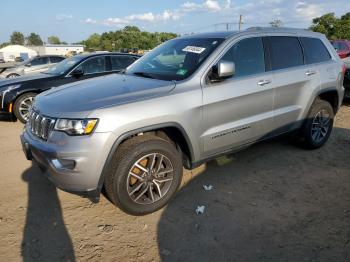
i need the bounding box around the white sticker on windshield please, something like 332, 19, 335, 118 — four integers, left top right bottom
182, 46, 206, 54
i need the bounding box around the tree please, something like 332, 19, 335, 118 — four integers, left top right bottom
79, 26, 177, 52
0, 42, 10, 48
47, 36, 61, 44
10, 31, 25, 45
310, 12, 350, 40
80, 33, 101, 51
270, 19, 283, 27
26, 33, 43, 46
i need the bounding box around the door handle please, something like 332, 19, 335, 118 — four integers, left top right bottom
306, 70, 316, 76
257, 79, 271, 86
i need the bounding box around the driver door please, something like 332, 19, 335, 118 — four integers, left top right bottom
201, 37, 275, 156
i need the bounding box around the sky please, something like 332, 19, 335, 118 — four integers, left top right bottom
0, 0, 349, 44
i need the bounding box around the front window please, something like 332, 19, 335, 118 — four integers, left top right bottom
45, 56, 82, 75
75, 56, 106, 74
220, 37, 265, 78
126, 37, 224, 81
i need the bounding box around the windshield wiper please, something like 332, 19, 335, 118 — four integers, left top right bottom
132, 71, 155, 79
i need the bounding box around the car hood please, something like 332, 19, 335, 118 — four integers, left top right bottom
0, 72, 51, 86
34, 73, 176, 118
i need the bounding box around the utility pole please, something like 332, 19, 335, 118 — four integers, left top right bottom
238, 15, 243, 31
226, 22, 229, 31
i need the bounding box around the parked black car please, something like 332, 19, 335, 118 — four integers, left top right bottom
0, 52, 139, 123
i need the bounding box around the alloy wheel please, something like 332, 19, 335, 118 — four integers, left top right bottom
19, 96, 34, 122
311, 109, 331, 143
126, 153, 174, 205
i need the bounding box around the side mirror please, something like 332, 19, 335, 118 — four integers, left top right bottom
25, 63, 31, 67
210, 60, 235, 81
71, 68, 84, 78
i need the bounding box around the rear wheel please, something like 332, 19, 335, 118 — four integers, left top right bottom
104, 135, 183, 215
6, 73, 20, 78
299, 99, 334, 149
14, 93, 36, 123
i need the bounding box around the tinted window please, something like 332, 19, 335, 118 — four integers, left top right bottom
110, 55, 136, 71
30, 57, 49, 66
301, 37, 331, 64
221, 37, 265, 78
78, 56, 106, 74
50, 56, 65, 63
268, 37, 304, 70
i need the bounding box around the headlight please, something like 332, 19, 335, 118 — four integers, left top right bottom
54, 119, 98, 135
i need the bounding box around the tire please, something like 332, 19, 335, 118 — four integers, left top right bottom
6, 73, 20, 78
299, 99, 334, 149
14, 92, 37, 124
104, 135, 183, 215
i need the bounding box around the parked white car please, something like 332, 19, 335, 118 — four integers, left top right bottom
0, 55, 65, 79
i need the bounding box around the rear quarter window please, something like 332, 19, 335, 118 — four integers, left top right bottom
301, 37, 331, 64
267, 36, 304, 70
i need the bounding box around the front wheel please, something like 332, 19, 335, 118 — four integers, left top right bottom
104, 135, 183, 215
299, 99, 334, 149
14, 93, 36, 123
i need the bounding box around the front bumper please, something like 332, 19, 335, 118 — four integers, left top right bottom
21, 127, 117, 200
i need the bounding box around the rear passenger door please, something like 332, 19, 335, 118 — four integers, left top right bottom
300, 37, 337, 98
266, 36, 320, 133
202, 37, 275, 156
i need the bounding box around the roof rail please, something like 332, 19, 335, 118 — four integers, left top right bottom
246, 27, 308, 31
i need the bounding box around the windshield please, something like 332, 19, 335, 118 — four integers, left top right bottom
331, 41, 348, 51
126, 37, 224, 81
44, 56, 82, 75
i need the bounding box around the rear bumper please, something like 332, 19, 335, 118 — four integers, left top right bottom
21, 128, 117, 200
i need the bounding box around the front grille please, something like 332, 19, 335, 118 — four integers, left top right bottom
28, 110, 56, 140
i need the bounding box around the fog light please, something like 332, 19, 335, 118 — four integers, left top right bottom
52, 158, 76, 170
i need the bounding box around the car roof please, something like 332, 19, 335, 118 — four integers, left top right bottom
76, 52, 140, 59
34, 55, 65, 58
179, 27, 324, 40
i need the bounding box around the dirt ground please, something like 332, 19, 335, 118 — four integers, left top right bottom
0, 104, 350, 262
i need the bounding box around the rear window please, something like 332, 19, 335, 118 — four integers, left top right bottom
267, 36, 304, 70
301, 37, 331, 64
110, 55, 136, 71
50, 56, 65, 63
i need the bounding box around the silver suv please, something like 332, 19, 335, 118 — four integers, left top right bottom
21, 28, 345, 215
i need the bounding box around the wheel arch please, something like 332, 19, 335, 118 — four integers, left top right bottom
317, 89, 340, 114
12, 90, 40, 120
97, 122, 195, 193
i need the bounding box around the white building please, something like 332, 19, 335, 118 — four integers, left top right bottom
0, 45, 38, 62
30, 44, 85, 56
